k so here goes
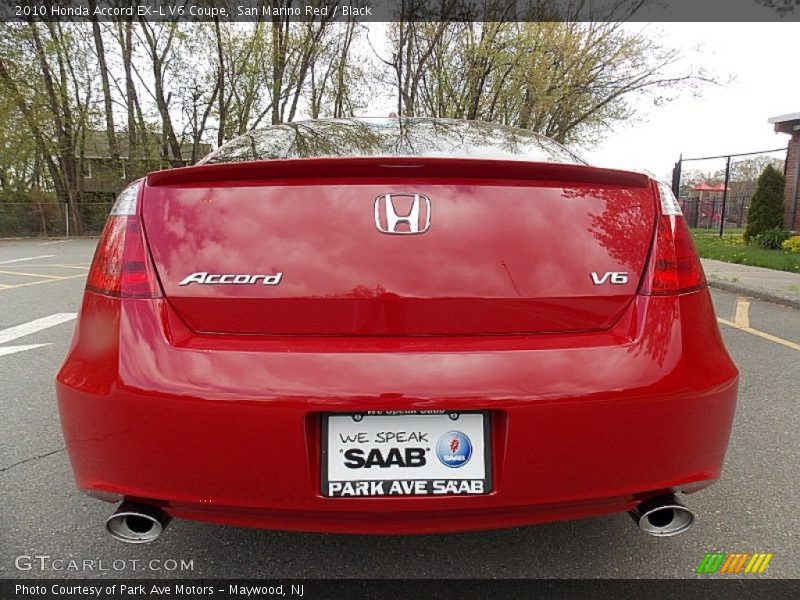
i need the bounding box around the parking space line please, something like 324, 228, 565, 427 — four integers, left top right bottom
718, 318, 800, 352
0, 269, 68, 280
41, 264, 90, 270
0, 274, 86, 292
38, 240, 73, 246
0, 313, 77, 345
734, 296, 750, 328
0, 255, 56, 265
1, 263, 91, 270
0, 343, 51, 358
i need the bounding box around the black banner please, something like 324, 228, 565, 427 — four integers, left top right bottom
0, 0, 799, 23
3, 579, 800, 600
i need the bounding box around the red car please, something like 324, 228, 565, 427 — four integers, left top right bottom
56, 118, 738, 543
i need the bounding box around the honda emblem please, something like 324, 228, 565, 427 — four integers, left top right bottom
374, 194, 431, 235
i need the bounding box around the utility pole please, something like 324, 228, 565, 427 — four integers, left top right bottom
672, 154, 682, 198
719, 155, 731, 237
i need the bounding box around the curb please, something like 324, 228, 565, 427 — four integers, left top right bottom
706, 279, 800, 311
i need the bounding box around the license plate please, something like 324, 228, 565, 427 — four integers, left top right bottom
322, 411, 491, 497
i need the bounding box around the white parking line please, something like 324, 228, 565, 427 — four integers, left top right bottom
0, 269, 66, 279
0, 255, 56, 265
0, 344, 50, 358
43, 264, 90, 270
0, 313, 77, 345
38, 240, 74, 246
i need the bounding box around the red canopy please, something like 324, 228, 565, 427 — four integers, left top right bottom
692, 182, 727, 192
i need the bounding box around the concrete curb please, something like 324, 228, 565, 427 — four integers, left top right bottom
706, 279, 800, 311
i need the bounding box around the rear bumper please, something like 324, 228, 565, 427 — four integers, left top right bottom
56, 289, 737, 534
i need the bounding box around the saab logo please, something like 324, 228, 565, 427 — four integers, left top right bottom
696, 552, 774, 575
343, 448, 427, 469
590, 271, 628, 285
179, 272, 282, 286
436, 431, 472, 468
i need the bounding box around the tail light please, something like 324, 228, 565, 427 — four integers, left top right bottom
86, 181, 162, 298
639, 182, 706, 296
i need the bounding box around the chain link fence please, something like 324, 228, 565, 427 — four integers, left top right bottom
0, 202, 113, 237
672, 146, 788, 234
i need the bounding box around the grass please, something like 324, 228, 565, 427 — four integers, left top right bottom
691, 229, 800, 274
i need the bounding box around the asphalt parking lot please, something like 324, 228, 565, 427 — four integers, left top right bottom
0, 238, 797, 579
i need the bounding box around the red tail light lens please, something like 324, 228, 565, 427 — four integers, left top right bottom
86, 181, 162, 299
639, 183, 706, 296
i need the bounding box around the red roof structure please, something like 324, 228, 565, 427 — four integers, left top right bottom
692, 182, 727, 192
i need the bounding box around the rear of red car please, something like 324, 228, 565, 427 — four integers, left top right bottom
56, 119, 737, 541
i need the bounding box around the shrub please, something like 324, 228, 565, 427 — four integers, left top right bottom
0, 190, 64, 237
744, 164, 785, 243
782, 235, 800, 253
752, 227, 791, 249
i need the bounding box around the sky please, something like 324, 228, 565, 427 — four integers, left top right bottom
583, 22, 800, 179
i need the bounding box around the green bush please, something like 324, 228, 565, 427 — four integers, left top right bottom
744, 165, 785, 243
0, 190, 64, 237
752, 227, 791, 249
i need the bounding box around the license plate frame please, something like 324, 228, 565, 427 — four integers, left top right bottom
321, 411, 492, 498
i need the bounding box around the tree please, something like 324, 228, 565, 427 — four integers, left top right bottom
0, 21, 96, 233
0, 89, 41, 191
308, 18, 366, 119
376, 15, 452, 117
379, 6, 715, 145
136, 18, 186, 166
111, 18, 145, 172
728, 156, 785, 201
0, 11, 712, 234
744, 164, 786, 243
88, 0, 120, 171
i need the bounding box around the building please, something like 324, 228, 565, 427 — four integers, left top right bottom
767, 112, 800, 231
80, 131, 212, 198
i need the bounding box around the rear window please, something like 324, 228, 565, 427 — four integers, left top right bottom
199, 118, 585, 165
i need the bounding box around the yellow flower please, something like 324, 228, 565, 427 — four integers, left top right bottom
781, 235, 800, 253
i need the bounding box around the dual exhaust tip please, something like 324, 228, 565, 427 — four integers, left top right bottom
629, 493, 695, 537
106, 501, 171, 544
104, 493, 694, 543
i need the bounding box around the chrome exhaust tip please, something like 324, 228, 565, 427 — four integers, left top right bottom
106, 500, 171, 544
630, 494, 695, 537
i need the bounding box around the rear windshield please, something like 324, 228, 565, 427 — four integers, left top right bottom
199, 118, 585, 165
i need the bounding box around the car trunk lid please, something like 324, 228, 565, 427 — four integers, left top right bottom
141, 158, 656, 336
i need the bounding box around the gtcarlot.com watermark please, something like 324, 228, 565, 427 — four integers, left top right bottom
15, 554, 194, 572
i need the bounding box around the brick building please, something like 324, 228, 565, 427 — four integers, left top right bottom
768, 112, 800, 231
